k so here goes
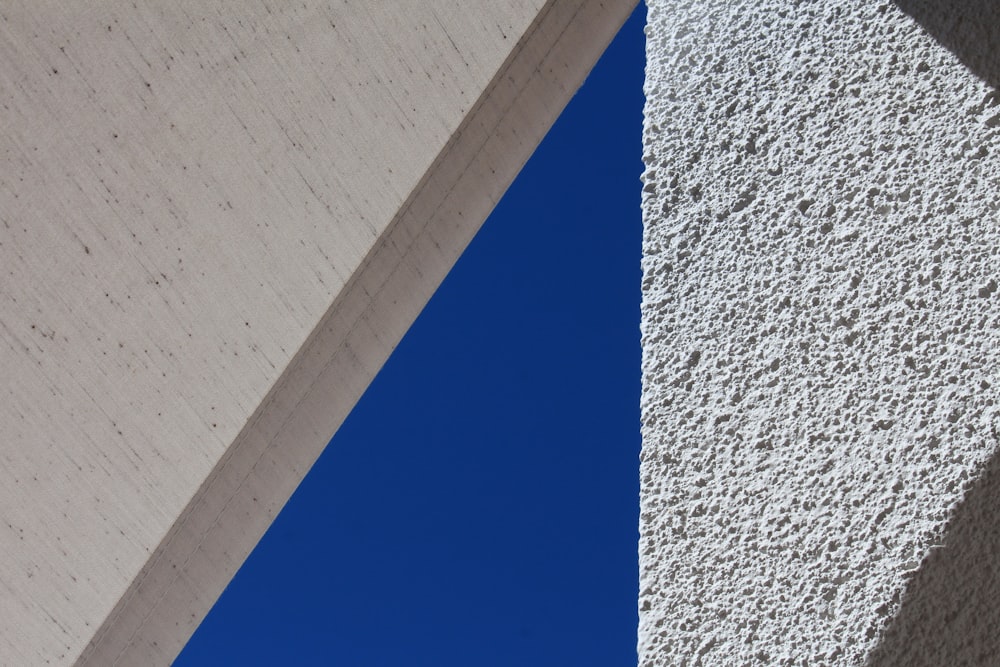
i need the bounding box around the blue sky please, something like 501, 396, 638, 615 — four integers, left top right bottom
176, 5, 645, 665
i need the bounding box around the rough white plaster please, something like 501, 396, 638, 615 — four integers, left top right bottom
0, 1, 636, 664
639, 1, 1000, 664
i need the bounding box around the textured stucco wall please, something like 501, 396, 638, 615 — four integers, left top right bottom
640, 1, 1000, 664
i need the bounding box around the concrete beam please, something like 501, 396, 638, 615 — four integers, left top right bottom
0, 1, 636, 663
640, 0, 1000, 664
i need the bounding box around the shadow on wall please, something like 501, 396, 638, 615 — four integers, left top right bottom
866, 440, 1000, 666
894, 0, 1000, 87
863, 4, 1000, 664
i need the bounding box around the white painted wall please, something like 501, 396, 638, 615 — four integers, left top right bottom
640, 0, 1000, 664
0, 2, 635, 664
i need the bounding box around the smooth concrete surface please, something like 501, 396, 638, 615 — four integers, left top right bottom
0, 1, 636, 664
640, 0, 1000, 664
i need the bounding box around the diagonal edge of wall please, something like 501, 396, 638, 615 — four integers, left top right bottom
75, 1, 638, 664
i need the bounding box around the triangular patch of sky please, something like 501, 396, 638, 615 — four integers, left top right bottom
177, 5, 645, 664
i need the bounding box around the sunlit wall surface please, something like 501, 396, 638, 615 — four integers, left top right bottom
640, 1, 1000, 664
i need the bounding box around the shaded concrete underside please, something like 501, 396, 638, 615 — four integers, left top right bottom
0, 1, 636, 664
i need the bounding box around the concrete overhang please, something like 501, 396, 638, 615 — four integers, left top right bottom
0, 1, 636, 663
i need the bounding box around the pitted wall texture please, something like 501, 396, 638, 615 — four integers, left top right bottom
639, 1, 1000, 664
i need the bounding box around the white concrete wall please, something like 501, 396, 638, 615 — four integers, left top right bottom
0, 2, 636, 664
640, 0, 1000, 664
